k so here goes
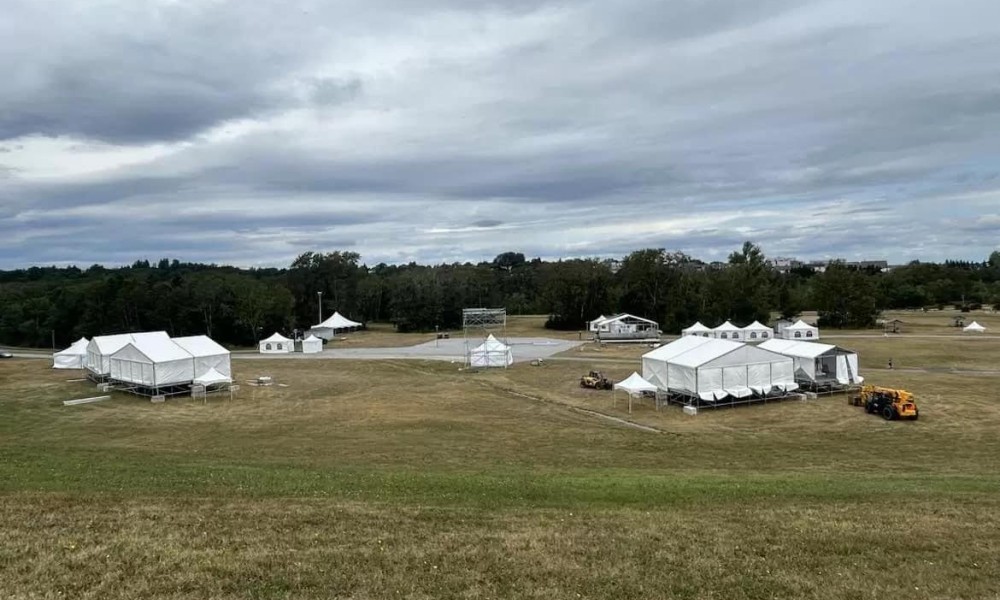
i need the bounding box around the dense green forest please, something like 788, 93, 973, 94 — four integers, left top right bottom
2, 245, 999, 348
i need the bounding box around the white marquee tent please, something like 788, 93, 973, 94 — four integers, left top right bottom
469, 334, 513, 368
53, 337, 90, 369
173, 335, 232, 379
780, 319, 820, 340
741, 321, 774, 342
86, 331, 170, 377
713, 320, 743, 341
642, 337, 796, 401
109, 337, 196, 388
301, 334, 323, 354
681, 322, 713, 337
759, 339, 862, 385
259, 332, 293, 354
613, 372, 659, 413
963, 321, 986, 333
310, 312, 363, 340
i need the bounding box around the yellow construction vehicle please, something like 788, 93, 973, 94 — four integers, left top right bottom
848, 385, 919, 420
580, 370, 613, 390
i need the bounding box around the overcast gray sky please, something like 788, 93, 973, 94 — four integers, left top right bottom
2, 0, 999, 268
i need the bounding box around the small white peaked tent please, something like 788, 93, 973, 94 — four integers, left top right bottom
963, 321, 986, 333
741, 321, 774, 342
759, 339, 862, 385
780, 319, 819, 340
713, 320, 743, 341
469, 334, 513, 368
173, 335, 232, 379
259, 332, 293, 354
642, 337, 796, 401
614, 372, 658, 395
301, 334, 323, 354
53, 337, 89, 369
109, 337, 195, 388
310, 312, 363, 340
193, 367, 232, 387
86, 331, 170, 376
681, 322, 713, 337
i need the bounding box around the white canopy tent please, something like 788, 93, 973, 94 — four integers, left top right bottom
310, 312, 363, 340
193, 367, 232, 387
53, 337, 90, 369
109, 338, 195, 388
642, 337, 796, 402
86, 331, 170, 377
759, 339, 862, 385
780, 319, 820, 340
259, 333, 293, 354
613, 372, 659, 414
469, 334, 513, 368
963, 321, 986, 333
712, 320, 743, 341
301, 334, 323, 354
681, 322, 713, 337
173, 335, 232, 378
741, 321, 774, 342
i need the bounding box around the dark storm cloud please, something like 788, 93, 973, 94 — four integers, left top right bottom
2, 0, 1000, 268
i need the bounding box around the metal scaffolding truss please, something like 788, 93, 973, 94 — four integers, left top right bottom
462, 308, 507, 366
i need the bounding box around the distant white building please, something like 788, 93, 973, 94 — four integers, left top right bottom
589, 313, 660, 341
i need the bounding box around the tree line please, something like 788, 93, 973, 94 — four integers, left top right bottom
2, 246, 999, 348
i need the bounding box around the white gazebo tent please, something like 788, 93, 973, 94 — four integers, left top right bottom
741, 321, 774, 342
109, 337, 195, 389
259, 332, 293, 354
193, 367, 232, 387
86, 331, 171, 377
172, 335, 232, 379
469, 334, 513, 368
53, 337, 90, 369
963, 321, 986, 333
780, 319, 820, 340
613, 372, 659, 414
642, 337, 796, 403
712, 320, 743, 341
759, 339, 862, 385
681, 322, 713, 337
301, 334, 323, 354
310, 312, 363, 340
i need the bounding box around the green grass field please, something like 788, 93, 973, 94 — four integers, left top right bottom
2, 326, 1000, 598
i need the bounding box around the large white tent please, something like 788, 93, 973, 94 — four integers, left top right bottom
172, 335, 232, 379
259, 332, 293, 354
642, 337, 796, 401
310, 312, 363, 340
712, 320, 743, 341
109, 337, 195, 388
86, 331, 170, 377
469, 334, 513, 368
53, 337, 89, 369
741, 321, 774, 342
963, 321, 986, 333
780, 319, 820, 340
681, 322, 713, 337
759, 339, 862, 385
301, 334, 323, 354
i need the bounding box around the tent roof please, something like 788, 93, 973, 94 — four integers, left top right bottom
614, 372, 658, 394
786, 319, 817, 330
91, 331, 169, 354
303, 334, 322, 342
743, 320, 771, 330
313, 311, 362, 330
682, 321, 711, 332
759, 339, 838, 359
713, 320, 741, 332
56, 337, 90, 356
473, 334, 510, 352
194, 367, 231, 386
642, 335, 715, 362
261, 332, 292, 343
964, 321, 986, 331
172, 335, 229, 357
122, 337, 192, 363
668, 338, 748, 368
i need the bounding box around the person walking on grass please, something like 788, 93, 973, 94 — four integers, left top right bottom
888, 358, 894, 370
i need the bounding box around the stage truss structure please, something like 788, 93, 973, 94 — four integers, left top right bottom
463, 308, 507, 366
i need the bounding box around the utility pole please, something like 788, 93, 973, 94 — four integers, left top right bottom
317, 291, 323, 324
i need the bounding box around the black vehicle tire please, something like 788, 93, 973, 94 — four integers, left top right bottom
882, 406, 896, 420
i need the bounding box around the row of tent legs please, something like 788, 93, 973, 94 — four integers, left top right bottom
85, 372, 225, 398
661, 383, 861, 409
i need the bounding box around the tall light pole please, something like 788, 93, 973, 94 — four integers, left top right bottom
317, 291, 323, 324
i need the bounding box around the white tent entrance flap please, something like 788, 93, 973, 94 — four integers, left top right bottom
53, 337, 90, 369
469, 334, 513, 368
